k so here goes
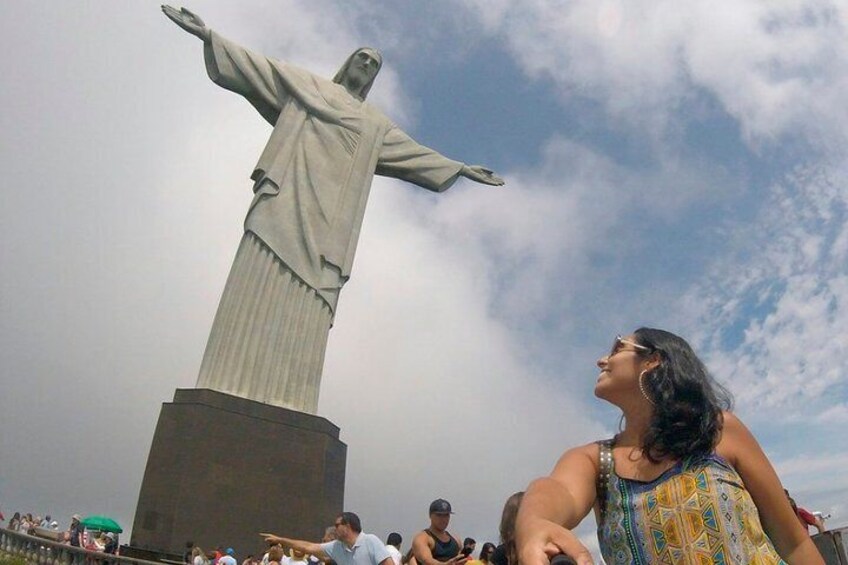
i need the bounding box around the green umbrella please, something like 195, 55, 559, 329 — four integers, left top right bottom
80, 515, 123, 533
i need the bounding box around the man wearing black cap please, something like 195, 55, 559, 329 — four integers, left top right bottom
412, 499, 467, 565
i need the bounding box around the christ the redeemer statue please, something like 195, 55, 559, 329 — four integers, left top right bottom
163, 6, 504, 414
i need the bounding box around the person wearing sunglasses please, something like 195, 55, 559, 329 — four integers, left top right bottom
515, 328, 823, 565
263, 513, 393, 565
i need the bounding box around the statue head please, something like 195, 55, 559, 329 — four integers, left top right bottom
333, 47, 382, 100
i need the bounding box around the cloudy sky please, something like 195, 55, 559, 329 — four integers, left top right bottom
2, 0, 847, 559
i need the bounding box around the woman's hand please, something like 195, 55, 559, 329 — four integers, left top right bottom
516, 446, 601, 565
517, 516, 593, 565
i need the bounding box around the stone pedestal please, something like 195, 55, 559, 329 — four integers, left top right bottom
127, 389, 345, 560
812, 528, 847, 564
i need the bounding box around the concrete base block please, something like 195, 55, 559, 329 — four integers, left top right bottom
126, 389, 345, 560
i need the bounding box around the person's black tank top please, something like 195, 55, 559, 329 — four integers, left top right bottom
424, 530, 459, 562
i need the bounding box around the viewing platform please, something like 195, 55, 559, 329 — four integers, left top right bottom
0, 528, 160, 565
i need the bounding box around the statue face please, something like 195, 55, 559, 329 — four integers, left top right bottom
342, 48, 381, 92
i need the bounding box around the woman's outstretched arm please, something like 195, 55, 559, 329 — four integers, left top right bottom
516, 443, 600, 565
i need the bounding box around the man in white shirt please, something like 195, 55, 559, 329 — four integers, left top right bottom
263, 512, 392, 565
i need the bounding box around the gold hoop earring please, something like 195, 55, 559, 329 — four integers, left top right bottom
639, 370, 655, 406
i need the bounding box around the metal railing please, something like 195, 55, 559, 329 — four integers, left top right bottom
0, 528, 160, 565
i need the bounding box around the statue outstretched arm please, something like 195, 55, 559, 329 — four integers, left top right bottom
377, 125, 504, 190
163, 5, 287, 125
162, 5, 210, 41
460, 165, 504, 186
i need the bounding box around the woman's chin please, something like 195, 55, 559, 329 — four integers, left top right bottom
593, 384, 607, 399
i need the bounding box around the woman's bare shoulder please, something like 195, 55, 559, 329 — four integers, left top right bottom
716, 411, 756, 465
551, 440, 610, 476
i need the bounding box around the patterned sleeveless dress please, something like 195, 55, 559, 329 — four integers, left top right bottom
596, 440, 786, 564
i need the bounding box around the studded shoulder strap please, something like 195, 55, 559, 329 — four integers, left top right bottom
596, 438, 614, 524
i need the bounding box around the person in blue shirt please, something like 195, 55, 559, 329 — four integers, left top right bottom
263, 512, 392, 565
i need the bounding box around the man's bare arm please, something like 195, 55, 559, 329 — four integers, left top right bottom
260, 534, 329, 561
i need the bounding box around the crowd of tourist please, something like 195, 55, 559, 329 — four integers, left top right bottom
178, 497, 519, 565
3, 510, 120, 555
184, 544, 328, 565
5, 511, 60, 535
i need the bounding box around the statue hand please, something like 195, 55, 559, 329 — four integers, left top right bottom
161, 5, 209, 40
461, 164, 505, 186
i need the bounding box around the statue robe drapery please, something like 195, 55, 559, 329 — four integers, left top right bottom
194, 32, 465, 413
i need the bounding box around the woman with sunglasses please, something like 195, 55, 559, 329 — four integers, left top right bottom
515, 328, 823, 565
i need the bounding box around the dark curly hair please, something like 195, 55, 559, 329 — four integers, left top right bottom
632, 328, 733, 463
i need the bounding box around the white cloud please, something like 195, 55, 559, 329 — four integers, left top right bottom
458, 0, 848, 148
774, 451, 848, 523
680, 161, 848, 412
426, 136, 734, 332
777, 451, 848, 478
814, 402, 848, 424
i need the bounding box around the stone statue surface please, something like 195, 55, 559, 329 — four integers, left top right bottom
162, 5, 504, 414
